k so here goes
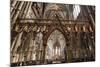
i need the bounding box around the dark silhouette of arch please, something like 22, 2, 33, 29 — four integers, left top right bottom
43, 27, 68, 62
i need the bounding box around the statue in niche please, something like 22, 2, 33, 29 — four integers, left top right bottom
34, 31, 43, 60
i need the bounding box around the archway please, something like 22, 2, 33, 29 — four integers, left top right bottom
45, 29, 66, 63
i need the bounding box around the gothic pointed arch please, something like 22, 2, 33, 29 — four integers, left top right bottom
45, 29, 66, 62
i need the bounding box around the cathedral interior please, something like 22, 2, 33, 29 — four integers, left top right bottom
10, 0, 95, 66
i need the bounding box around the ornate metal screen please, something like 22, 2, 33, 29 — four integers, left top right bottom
10, 0, 95, 66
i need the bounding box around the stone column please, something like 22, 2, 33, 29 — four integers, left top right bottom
42, 42, 47, 64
